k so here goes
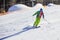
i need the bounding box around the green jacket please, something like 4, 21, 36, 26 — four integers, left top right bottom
33, 11, 40, 17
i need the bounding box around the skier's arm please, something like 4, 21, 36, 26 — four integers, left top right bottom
33, 11, 38, 16
43, 14, 44, 19
42, 12, 44, 19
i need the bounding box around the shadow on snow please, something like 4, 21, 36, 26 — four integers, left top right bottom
0, 26, 40, 40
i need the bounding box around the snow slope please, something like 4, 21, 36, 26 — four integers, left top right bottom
0, 3, 60, 40
8, 4, 31, 12
8, 3, 43, 12
0, 3, 43, 38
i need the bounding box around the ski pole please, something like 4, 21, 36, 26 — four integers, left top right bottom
44, 18, 50, 24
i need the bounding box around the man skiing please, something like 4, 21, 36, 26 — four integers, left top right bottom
33, 8, 44, 28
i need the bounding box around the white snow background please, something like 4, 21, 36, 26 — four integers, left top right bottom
0, 3, 60, 40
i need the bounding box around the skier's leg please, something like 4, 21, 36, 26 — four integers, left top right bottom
33, 17, 38, 27
35, 17, 40, 27
33, 17, 41, 27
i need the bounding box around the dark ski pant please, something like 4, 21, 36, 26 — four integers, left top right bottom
33, 17, 41, 27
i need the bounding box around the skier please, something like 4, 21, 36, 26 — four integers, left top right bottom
33, 8, 44, 28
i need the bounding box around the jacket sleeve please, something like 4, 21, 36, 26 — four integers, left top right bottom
32, 11, 38, 16
42, 12, 44, 19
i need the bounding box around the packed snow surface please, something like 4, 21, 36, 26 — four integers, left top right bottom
0, 3, 60, 40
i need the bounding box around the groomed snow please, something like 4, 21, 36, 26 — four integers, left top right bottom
0, 3, 60, 40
